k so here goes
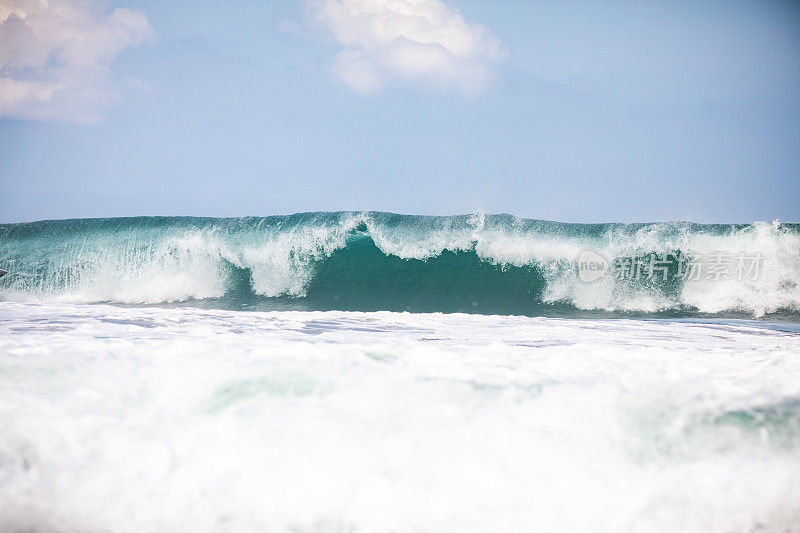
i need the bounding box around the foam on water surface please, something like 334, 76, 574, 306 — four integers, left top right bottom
1, 213, 798, 318
1, 302, 799, 532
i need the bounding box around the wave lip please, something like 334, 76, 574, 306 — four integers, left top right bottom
0, 213, 798, 319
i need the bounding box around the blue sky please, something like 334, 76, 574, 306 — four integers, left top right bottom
1, 0, 799, 223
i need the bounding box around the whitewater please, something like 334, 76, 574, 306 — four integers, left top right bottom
1, 212, 799, 318
1, 213, 799, 532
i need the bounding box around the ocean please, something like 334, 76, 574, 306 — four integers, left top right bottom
1, 212, 799, 531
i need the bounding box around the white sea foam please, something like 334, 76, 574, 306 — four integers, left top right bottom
1, 214, 798, 316
0, 302, 799, 532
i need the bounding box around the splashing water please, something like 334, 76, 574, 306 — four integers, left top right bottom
1, 213, 798, 319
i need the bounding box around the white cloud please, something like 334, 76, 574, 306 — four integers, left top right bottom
0, 0, 153, 122
307, 0, 503, 94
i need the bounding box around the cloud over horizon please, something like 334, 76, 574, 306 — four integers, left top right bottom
307, 0, 503, 94
0, 0, 153, 123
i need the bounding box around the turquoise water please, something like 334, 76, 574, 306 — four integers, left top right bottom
1, 212, 798, 319
1, 213, 799, 531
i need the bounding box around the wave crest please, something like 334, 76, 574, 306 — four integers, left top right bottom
0, 213, 798, 318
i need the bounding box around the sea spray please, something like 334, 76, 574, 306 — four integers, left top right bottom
1, 213, 798, 318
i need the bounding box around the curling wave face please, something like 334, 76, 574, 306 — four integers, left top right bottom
0, 212, 798, 319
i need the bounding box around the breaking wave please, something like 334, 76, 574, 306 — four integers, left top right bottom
1, 212, 798, 319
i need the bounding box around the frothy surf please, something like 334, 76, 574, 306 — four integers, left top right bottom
1, 212, 799, 318
0, 303, 799, 532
